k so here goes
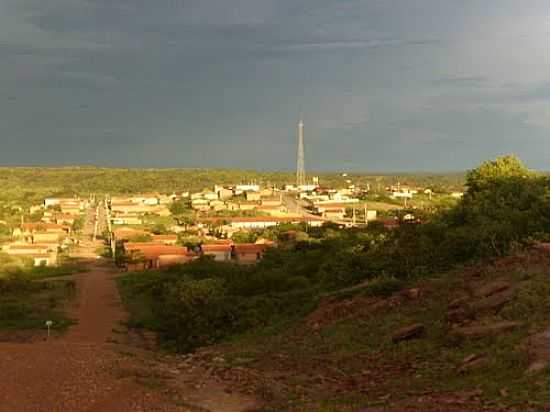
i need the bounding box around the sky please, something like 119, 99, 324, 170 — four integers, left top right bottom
2, 0, 550, 171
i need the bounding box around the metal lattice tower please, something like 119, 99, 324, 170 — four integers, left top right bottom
296, 118, 306, 187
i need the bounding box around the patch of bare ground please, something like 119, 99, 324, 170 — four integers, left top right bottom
0, 240, 260, 412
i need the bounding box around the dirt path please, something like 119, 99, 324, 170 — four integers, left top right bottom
0, 240, 259, 412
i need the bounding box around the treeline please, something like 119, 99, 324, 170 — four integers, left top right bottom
0, 167, 464, 207
118, 156, 548, 352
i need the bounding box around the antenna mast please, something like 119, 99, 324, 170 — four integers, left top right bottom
296, 117, 306, 187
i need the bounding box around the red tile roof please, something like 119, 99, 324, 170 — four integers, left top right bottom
125, 243, 188, 259
202, 244, 232, 252
233, 244, 270, 253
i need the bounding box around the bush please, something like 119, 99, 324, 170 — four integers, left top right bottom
153, 278, 235, 351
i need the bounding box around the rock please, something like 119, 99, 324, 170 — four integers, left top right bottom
524, 328, 550, 374
457, 353, 489, 373
392, 323, 425, 343
473, 281, 511, 298
455, 321, 523, 339
402, 288, 421, 300
449, 297, 469, 309
446, 307, 475, 324
470, 287, 517, 313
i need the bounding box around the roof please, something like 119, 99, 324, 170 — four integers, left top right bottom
125, 243, 189, 259
151, 234, 178, 240
234, 243, 270, 253
202, 244, 232, 252
22, 223, 69, 231
6, 244, 53, 250
200, 216, 325, 224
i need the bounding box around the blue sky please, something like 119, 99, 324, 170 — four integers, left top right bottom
2, 0, 550, 171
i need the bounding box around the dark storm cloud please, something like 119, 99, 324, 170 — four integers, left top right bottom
2, 0, 550, 170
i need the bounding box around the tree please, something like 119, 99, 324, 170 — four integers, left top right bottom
465, 155, 533, 195
170, 199, 190, 215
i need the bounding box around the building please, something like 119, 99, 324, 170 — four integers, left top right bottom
112, 215, 143, 225
201, 244, 232, 261
235, 184, 260, 193
233, 243, 270, 263
321, 208, 346, 221
2, 243, 58, 266
199, 216, 325, 231
124, 243, 193, 270
245, 191, 261, 202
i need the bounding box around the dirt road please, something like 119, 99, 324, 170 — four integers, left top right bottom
0, 242, 259, 412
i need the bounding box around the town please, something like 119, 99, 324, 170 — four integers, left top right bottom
0, 177, 463, 271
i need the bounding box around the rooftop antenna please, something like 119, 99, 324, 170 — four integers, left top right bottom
296, 116, 306, 187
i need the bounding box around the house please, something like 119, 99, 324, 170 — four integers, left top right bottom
111, 215, 143, 225
233, 243, 270, 263
260, 188, 274, 197
218, 188, 234, 200
32, 232, 62, 244
201, 244, 233, 261
203, 192, 219, 201
21, 222, 71, 236
124, 243, 192, 270
239, 202, 258, 211
54, 214, 77, 226
261, 198, 282, 207
2, 243, 58, 266
28, 254, 57, 267
235, 184, 260, 193
113, 227, 151, 241
366, 210, 378, 222
199, 216, 325, 231
226, 202, 240, 211
245, 191, 261, 202
391, 191, 413, 199
321, 208, 346, 221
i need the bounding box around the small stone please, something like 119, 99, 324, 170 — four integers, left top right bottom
473, 281, 511, 298
455, 321, 523, 339
391, 323, 425, 343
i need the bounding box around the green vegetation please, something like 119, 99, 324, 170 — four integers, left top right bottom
0, 274, 75, 332
213, 260, 550, 410
0, 167, 464, 207
117, 156, 550, 352
0, 253, 79, 332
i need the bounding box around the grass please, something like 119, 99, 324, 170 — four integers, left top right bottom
206, 258, 550, 410
0, 277, 76, 332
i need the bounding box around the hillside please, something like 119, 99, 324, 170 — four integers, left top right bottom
150, 248, 550, 411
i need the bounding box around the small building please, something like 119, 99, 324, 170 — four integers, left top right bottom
32, 232, 62, 244
233, 243, 270, 263
322, 208, 346, 221
203, 192, 219, 201
218, 188, 234, 200
245, 191, 261, 202
112, 216, 143, 225
124, 243, 192, 270
239, 202, 258, 211
2, 243, 58, 266
201, 244, 232, 261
